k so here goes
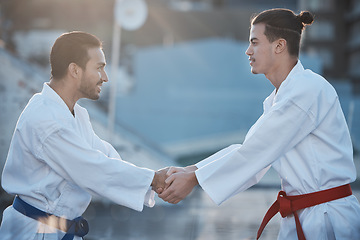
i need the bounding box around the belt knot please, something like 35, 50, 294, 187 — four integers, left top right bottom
277, 191, 293, 217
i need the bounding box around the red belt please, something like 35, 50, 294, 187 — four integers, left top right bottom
256, 184, 352, 240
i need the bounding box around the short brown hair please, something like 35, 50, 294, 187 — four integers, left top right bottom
50, 31, 102, 79
251, 9, 314, 57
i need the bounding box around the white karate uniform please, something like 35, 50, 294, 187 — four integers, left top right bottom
0, 83, 155, 240
195, 61, 360, 239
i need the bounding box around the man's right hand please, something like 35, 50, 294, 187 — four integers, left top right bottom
151, 167, 169, 194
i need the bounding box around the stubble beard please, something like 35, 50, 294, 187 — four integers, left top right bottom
80, 75, 101, 100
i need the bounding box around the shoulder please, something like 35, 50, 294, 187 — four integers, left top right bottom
297, 69, 338, 103
278, 69, 337, 108
275, 68, 340, 126
301, 69, 334, 90
17, 94, 70, 137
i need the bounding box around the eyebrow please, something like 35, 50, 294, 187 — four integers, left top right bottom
97, 62, 106, 67
250, 37, 258, 42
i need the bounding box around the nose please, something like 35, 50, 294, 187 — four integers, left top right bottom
245, 44, 252, 56
101, 70, 109, 82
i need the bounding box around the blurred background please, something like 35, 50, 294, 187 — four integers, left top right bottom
0, 0, 359, 239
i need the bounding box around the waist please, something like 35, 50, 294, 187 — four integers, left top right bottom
13, 196, 89, 237
257, 184, 353, 240
18, 188, 92, 219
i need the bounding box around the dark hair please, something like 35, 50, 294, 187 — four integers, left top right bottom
50, 31, 102, 79
251, 9, 314, 57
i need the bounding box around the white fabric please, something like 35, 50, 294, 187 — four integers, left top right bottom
0, 83, 155, 240
195, 61, 360, 239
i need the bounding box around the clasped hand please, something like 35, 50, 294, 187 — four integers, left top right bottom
151, 165, 198, 204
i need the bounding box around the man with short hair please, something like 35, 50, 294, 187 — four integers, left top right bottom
159, 9, 360, 240
0, 31, 166, 240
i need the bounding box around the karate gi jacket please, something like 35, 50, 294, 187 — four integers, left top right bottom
0, 83, 155, 240
195, 61, 360, 239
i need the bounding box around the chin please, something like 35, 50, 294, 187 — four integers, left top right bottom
89, 94, 100, 100
251, 68, 259, 74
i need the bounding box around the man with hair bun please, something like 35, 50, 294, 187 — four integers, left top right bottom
159, 8, 360, 240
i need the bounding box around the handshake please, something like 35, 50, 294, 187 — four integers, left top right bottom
151, 165, 199, 204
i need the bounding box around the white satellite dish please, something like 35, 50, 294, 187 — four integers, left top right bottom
114, 0, 148, 31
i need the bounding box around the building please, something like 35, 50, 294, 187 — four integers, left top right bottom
299, 0, 360, 94
347, 0, 360, 94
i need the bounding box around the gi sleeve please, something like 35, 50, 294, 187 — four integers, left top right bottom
37, 126, 155, 212
196, 144, 242, 169
92, 133, 121, 159
196, 144, 270, 200
195, 99, 315, 205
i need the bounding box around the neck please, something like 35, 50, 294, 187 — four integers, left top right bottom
265, 57, 298, 92
48, 79, 79, 115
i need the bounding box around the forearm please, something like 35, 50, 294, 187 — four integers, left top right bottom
195, 144, 242, 169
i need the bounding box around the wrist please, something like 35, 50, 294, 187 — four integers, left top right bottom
189, 171, 199, 186
185, 165, 198, 172
151, 171, 157, 186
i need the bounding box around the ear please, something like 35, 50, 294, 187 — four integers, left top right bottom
274, 38, 287, 54
68, 63, 82, 79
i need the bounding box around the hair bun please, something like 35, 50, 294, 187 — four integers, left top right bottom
298, 11, 314, 25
